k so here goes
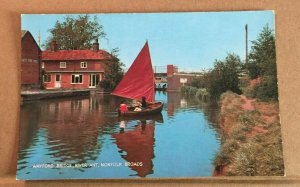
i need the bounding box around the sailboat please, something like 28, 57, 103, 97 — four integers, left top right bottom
111, 42, 163, 117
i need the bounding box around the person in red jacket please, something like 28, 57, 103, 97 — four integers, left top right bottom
119, 100, 128, 115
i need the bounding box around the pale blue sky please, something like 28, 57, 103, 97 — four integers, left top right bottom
21, 11, 275, 72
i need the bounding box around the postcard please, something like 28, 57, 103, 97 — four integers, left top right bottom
18, 11, 284, 180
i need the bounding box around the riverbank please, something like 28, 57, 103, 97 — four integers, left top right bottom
213, 91, 284, 176
21, 88, 109, 101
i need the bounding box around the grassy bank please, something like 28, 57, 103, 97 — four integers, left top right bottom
213, 91, 284, 176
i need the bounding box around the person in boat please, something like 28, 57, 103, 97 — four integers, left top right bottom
119, 100, 128, 115
132, 100, 142, 111
141, 96, 147, 108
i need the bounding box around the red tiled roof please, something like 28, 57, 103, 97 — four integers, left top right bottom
42, 50, 113, 61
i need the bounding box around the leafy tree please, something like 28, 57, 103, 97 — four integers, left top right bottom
248, 25, 276, 79
100, 48, 125, 90
209, 53, 242, 99
189, 73, 211, 88
247, 25, 278, 101
44, 15, 106, 50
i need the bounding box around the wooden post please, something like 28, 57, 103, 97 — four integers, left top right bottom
245, 24, 248, 64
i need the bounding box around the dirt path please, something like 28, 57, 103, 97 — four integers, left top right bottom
240, 95, 255, 110
213, 93, 276, 176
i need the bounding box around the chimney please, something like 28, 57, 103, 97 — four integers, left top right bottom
92, 39, 99, 51
50, 40, 58, 51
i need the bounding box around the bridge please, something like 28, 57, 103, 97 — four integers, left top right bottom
153, 65, 206, 91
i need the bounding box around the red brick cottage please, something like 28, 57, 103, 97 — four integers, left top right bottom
41, 40, 112, 89
21, 30, 41, 87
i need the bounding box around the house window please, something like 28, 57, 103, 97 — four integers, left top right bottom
81, 62, 88, 68
71, 74, 83, 84
43, 74, 51, 83
60, 62, 66, 68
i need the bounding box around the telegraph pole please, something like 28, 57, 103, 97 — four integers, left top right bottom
245, 24, 248, 64
38, 30, 41, 48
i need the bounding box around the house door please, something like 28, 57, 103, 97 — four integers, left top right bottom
89, 74, 99, 88
55, 74, 61, 88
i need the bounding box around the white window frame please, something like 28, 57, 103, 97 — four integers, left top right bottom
71, 74, 83, 84
60, 62, 66, 68
80, 61, 88, 68
43, 74, 51, 83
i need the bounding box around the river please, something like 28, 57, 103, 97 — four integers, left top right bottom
17, 91, 220, 179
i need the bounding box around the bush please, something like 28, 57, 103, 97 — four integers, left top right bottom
181, 86, 210, 100
99, 79, 113, 90
251, 76, 278, 101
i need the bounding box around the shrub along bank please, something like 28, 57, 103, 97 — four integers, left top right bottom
213, 91, 284, 176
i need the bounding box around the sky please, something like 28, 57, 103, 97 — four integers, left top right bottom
21, 11, 275, 72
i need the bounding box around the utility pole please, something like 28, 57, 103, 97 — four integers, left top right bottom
245, 24, 248, 64
38, 30, 41, 48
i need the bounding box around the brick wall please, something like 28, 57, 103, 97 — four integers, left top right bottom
43, 73, 103, 89
42, 60, 105, 72
21, 32, 40, 85
167, 74, 194, 91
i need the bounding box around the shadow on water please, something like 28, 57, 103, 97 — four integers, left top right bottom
18, 91, 220, 179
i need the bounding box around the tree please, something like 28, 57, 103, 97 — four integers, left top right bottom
44, 15, 106, 50
248, 25, 276, 79
100, 48, 125, 90
189, 73, 211, 88
209, 53, 242, 99
247, 25, 278, 101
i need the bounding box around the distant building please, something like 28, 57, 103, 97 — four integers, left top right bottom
21, 30, 41, 88
167, 64, 196, 91
41, 39, 112, 89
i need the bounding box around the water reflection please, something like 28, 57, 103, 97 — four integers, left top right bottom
113, 120, 155, 177
18, 95, 121, 165
18, 92, 220, 179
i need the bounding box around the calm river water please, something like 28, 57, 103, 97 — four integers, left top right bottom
17, 91, 220, 179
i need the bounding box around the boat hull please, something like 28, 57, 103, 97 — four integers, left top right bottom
119, 102, 163, 117
118, 112, 164, 123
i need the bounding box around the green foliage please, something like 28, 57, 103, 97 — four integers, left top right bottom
209, 53, 242, 99
246, 25, 278, 101
45, 15, 106, 50
248, 25, 276, 78
189, 73, 211, 88
101, 48, 125, 90
251, 76, 278, 101
181, 86, 197, 95
99, 79, 113, 90
195, 88, 209, 100
181, 86, 209, 100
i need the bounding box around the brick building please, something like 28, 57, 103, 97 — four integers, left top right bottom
41, 40, 112, 89
21, 30, 41, 87
167, 64, 200, 91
